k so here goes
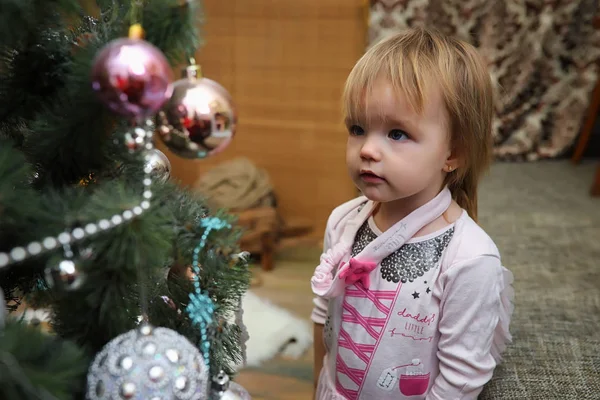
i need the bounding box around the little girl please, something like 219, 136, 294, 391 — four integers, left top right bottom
310, 27, 514, 400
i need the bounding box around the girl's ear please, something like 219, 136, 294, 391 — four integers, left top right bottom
443, 149, 461, 172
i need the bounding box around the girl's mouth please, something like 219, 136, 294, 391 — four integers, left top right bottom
360, 171, 386, 183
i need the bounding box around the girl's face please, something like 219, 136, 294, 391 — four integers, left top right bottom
346, 78, 455, 207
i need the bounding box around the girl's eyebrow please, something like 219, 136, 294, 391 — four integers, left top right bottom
381, 114, 412, 127
344, 117, 367, 128
346, 114, 414, 129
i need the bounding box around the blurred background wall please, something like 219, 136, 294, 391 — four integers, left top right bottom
163, 0, 369, 238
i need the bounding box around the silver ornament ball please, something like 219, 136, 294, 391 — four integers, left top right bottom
144, 149, 171, 183
155, 63, 237, 160
210, 371, 251, 400
86, 324, 209, 400
45, 259, 85, 291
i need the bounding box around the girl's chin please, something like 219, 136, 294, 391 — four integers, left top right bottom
356, 186, 393, 203
356, 184, 417, 204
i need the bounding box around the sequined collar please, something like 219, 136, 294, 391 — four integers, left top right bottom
352, 221, 455, 284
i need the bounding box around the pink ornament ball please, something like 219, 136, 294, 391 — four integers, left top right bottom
91, 38, 173, 120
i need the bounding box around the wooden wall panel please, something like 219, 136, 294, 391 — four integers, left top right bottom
166, 0, 367, 237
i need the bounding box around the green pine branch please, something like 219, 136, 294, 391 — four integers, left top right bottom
48, 178, 176, 351
0, 138, 53, 307
3, 0, 204, 188
0, 0, 250, 396
21, 37, 116, 187
142, 0, 204, 64
0, 27, 71, 138
0, 0, 82, 50
0, 318, 89, 400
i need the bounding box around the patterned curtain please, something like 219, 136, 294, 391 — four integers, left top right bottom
368, 0, 600, 161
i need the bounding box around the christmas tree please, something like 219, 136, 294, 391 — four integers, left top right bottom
0, 1, 251, 399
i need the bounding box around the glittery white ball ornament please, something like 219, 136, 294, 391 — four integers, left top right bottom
86, 324, 209, 400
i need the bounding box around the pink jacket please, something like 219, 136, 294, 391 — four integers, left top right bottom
311, 189, 514, 400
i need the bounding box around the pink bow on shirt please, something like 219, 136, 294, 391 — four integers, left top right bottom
338, 258, 377, 289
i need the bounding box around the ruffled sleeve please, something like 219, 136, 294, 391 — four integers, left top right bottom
311, 220, 334, 325
310, 242, 351, 298
491, 265, 515, 362
310, 197, 369, 323
427, 255, 514, 400
311, 214, 353, 322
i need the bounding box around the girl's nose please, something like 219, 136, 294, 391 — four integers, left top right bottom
359, 135, 382, 162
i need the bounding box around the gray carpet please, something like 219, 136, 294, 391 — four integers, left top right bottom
478, 161, 600, 399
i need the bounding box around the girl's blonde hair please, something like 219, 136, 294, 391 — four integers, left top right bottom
343, 27, 493, 221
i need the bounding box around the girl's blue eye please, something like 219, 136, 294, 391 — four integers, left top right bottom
349, 125, 365, 136
388, 129, 408, 141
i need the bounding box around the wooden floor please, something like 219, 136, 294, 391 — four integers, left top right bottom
235, 246, 321, 400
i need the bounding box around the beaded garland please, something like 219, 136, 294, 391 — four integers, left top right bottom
0, 119, 157, 269
186, 216, 231, 366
